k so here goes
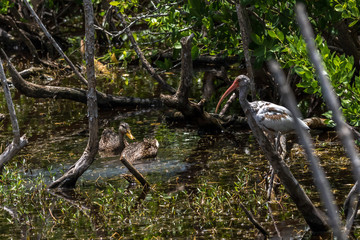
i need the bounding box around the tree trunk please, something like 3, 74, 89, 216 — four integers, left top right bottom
48, 0, 98, 189
161, 34, 223, 130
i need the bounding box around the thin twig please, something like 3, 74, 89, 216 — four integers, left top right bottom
266, 202, 281, 238
239, 202, 269, 237
0, 55, 28, 172
116, 11, 176, 94
219, 92, 237, 117
22, 0, 88, 85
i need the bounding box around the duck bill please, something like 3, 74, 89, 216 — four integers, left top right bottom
215, 81, 239, 113
126, 131, 135, 140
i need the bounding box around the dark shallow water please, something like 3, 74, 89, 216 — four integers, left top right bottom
0, 75, 357, 239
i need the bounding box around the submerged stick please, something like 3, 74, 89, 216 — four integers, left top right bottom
48, 0, 98, 189
239, 202, 268, 237
120, 157, 150, 187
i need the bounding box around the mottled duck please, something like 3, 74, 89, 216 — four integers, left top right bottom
99, 122, 159, 161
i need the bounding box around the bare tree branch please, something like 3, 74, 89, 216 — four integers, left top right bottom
236, 3, 255, 101
48, 0, 98, 189
239, 202, 268, 238
116, 11, 176, 94
0, 55, 28, 173
296, 3, 360, 237
268, 60, 345, 240
236, 76, 329, 231
22, 0, 88, 86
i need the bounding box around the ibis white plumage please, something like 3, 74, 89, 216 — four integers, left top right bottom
215, 75, 309, 138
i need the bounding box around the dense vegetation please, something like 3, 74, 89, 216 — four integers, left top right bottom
2, 1, 360, 125
1, 0, 360, 238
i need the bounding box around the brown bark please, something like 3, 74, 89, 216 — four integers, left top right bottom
160, 34, 223, 130
239, 96, 329, 232
236, 3, 256, 101
48, 0, 98, 189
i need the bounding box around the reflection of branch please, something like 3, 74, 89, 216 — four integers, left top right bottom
116, 11, 176, 94
0, 54, 28, 173
22, 0, 88, 86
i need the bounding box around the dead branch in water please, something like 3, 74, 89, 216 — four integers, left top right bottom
0, 49, 161, 109
48, 0, 98, 189
269, 60, 343, 238
160, 34, 223, 130
0, 55, 28, 174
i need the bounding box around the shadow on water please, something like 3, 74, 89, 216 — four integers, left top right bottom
0, 71, 357, 239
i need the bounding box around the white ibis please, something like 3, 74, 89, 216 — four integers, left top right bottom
215, 75, 309, 149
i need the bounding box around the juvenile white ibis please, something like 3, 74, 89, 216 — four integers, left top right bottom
215, 75, 309, 147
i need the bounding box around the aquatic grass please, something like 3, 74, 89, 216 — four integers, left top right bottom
1, 148, 356, 239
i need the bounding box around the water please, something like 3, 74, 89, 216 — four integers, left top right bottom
0, 71, 357, 239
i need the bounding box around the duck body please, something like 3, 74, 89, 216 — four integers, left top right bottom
121, 138, 159, 163
99, 122, 159, 161
99, 122, 134, 157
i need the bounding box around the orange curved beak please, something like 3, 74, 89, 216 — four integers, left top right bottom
215, 79, 239, 113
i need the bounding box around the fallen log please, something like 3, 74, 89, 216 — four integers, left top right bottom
1, 49, 162, 109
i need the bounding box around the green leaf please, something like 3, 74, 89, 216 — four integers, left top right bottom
349, 20, 358, 27
276, 29, 284, 42
268, 30, 277, 39
191, 46, 199, 60
174, 42, 182, 49
250, 33, 263, 45
109, 1, 120, 6
334, 4, 344, 12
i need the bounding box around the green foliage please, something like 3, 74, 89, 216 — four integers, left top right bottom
78, 0, 360, 126
0, 0, 13, 14
332, 0, 360, 27
277, 34, 359, 126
